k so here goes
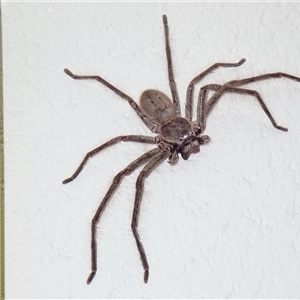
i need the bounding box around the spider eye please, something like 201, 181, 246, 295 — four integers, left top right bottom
179, 134, 188, 142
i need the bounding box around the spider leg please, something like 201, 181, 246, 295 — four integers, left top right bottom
131, 149, 169, 283
163, 15, 181, 116
222, 73, 300, 128
205, 85, 291, 131
62, 135, 156, 184
226, 72, 300, 88
86, 148, 161, 285
64, 69, 158, 132
196, 84, 222, 132
185, 58, 246, 121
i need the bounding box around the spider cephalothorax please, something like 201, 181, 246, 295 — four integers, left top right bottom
63, 14, 300, 284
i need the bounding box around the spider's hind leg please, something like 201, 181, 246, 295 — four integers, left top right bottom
162, 15, 181, 116
64, 69, 158, 132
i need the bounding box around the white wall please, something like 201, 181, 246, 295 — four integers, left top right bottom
4, 1, 300, 298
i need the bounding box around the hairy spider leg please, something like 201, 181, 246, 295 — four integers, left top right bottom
206, 85, 289, 131
226, 72, 300, 88
163, 15, 181, 117
196, 70, 300, 132
62, 135, 156, 184
63, 69, 158, 133
131, 149, 169, 283
205, 72, 300, 131
185, 59, 246, 122
86, 148, 161, 284
197, 84, 221, 131
196, 83, 287, 131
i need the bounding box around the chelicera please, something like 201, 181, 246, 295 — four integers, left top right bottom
63, 15, 300, 284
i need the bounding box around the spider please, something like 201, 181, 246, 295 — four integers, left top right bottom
63, 15, 300, 284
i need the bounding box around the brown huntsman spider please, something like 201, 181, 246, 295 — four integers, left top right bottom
63, 15, 300, 284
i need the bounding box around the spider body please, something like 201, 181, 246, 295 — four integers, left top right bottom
63, 15, 300, 284
140, 89, 208, 162
140, 89, 175, 124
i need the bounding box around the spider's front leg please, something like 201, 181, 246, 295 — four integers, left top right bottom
201, 71, 300, 131
131, 150, 169, 283
196, 84, 221, 132
185, 58, 246, 121
196, 82, 298, 132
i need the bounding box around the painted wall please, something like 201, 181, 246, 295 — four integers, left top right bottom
4, 1, 300, 298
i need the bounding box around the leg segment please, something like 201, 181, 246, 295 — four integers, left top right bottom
163, 15, 181, 116
226, 72, 300, 88
185, 58, 246, 120
86, 148, 161, 285
197, 84, 222, 132
64, 69, 158, 132
131, 150, 169, 283
197, 71, 300, 132
62, 135, 156, 184
205, 85, 289, 131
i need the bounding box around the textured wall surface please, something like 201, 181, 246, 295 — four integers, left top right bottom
4, 1, 300, 299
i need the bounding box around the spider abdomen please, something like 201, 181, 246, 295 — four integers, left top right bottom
140, 89, 175, 124
160, 117, 192, 144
